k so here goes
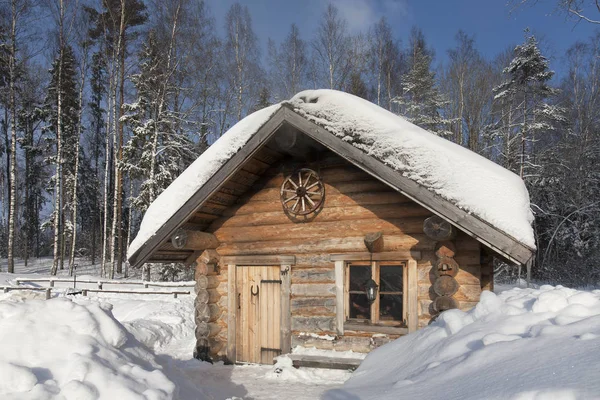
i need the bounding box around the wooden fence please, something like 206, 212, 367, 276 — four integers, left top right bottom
1, 278, 195, 299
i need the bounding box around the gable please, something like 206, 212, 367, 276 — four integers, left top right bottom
128, 91, 535, 268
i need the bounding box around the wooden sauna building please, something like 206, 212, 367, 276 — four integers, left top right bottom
127, 90, 535, 364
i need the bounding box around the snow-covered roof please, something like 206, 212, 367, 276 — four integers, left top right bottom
128, 90, 535, 266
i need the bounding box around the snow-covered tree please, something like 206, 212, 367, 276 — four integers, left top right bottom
492, 31, 562, 178
122, 30, 197, 214
393, 28, 451, 135
268, 24, 308, 101
43, 44, 81, 275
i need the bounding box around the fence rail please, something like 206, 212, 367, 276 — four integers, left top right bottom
4, 281, 193, 299
15, 277, 195, 290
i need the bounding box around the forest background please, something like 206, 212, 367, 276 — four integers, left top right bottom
0, 0, 598, 285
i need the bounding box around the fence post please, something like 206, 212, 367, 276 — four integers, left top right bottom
83, 290, 88, 297
50, 280, 55, 288
45, 288, 51, 300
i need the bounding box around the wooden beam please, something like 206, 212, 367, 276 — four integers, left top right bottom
227, 264, 236, 362
280, 264, 292, 355
221, 255, 296, 266
344, 322, 408, 335
128, 107, 287, 269
407, 259, 418, 333
334, 260, 345, 335
282, 106, 534, 265
171, 230, 219, 251
330, 251, 421, 262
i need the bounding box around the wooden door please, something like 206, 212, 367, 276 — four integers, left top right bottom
236, 266, 281, 364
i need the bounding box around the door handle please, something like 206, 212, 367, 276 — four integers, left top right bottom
251, 285, 259, 296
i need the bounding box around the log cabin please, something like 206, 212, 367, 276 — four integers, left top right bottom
127, 90, 535, 365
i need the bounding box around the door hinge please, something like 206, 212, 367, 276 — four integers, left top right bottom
261, 279, 282, 284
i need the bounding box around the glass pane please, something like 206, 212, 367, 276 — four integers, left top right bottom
379, 294, 403, 321
349, 265, 371, 292
380, 265, 403, 292
349, 293, 371, 319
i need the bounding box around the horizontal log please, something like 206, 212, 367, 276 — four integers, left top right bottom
221, 255, 295, 266
208, 338, 225, 357
171, 230, 219, 251
217, 234, 437, 256
195, 275, 220, 290
207, 289, 221, 304
196, 289, 209, 304
262, 166, 373, 188
222, 191, 412, 217
291, 269, 335, 284
251, 180, 393, 203
330, 251, 422, 261
291, 316, 335, 332
212, 203, 431, 229
196, 322, 221, 338
214, 217, 426, 244
454, 284, 482, 302
195, 303, 221, 323
291, 283, 336, 297
291, 297, 336, 316
344, 322, 407, 335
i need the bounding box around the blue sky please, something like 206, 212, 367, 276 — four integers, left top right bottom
209, 0, 599, 80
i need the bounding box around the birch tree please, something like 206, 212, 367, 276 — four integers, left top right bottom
223, 2, 261, 121
268, 23, 308, 101
311, 3, 351, 90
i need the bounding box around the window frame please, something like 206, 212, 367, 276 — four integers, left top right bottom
345, 261, 407, 327
332, 252, 420, 336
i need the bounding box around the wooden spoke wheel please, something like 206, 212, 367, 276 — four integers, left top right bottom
280, 168, 325, 216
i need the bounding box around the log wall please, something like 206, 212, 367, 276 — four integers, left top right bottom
202, 159, 483, 357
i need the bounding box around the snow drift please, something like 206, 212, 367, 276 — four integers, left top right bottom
0, 297, 175, 399
325, 286, 600, 400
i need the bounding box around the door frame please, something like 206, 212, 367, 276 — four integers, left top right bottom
224, 255, 294, 363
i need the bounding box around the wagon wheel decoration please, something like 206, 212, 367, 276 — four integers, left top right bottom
280, 168, 325, 216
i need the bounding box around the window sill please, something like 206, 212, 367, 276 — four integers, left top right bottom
344, 321, 408, 335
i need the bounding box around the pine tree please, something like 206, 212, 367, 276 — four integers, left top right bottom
122, 30, 197, 213
493, 31, 562, 178
393, 28, 451, 135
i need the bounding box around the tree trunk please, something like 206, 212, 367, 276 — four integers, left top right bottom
68, 46, 88, 275
51, 2, 65, 276
6, 0, 18, 274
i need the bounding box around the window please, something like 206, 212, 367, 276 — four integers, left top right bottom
345, 261, 407, 327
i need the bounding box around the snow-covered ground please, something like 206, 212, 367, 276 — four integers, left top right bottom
0, 259, 350, 399
325, 285, 600, 400
2, 259, 600, 399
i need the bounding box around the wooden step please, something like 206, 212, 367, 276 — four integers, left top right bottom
285, 354, 363, 371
